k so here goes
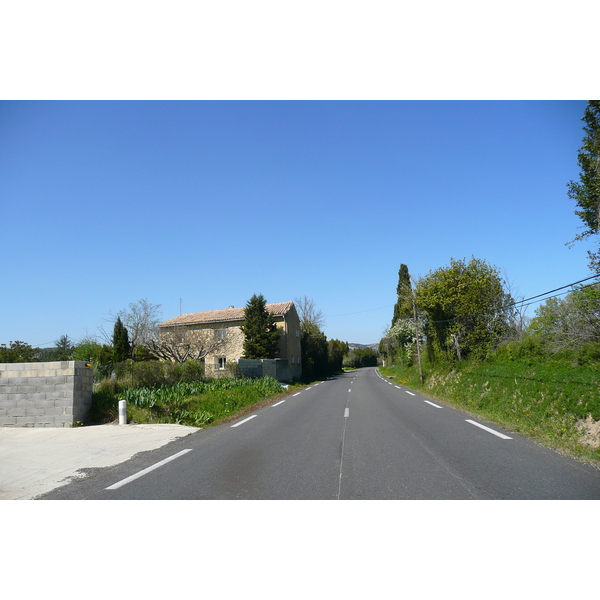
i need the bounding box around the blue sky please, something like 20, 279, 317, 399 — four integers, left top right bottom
1, 100, 594, 347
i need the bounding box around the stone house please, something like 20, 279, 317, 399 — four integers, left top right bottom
158, 301, 302, 380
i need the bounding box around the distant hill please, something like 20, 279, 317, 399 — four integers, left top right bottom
348, 342, 379, 352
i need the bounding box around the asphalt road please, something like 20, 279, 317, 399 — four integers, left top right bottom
41, 367, 600, 499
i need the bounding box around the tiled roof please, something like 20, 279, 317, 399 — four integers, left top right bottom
159, 301, 295, 328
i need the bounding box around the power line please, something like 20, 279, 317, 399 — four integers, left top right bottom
324, 273, 600, 324
325, 304, 395, 319
428, 274, 600, 325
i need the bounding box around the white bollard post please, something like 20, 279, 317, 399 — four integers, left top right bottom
118, 400, 127, 425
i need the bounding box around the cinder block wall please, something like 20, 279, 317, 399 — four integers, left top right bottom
237, 359, 291, 381
0, 361, 94, 427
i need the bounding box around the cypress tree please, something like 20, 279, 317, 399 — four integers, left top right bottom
240, 294, 280, 359
392, 263, 412, 326
113, 317, 131, 363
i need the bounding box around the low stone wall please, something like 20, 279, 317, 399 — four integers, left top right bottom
0, 361, 94, 427
237, 359, 293, 381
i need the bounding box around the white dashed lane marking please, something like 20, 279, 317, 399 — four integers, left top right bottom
466, 420, 512, 440
231, 415, 257, 428
106, 449, 192, 490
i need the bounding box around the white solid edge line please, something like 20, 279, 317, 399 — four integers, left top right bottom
466, 419, 512, 440
231, 415, 257, 428
272, 400, 285, 407
405, 391, 416, 396
106, 449, 192, 490
424, 400, 442, 408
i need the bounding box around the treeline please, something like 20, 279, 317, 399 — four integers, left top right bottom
381, 259, 599, 370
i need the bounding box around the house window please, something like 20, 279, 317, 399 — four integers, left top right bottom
218, 357, 226, 370
296, 329, 300, 337
215, 328, 227, 341
291, 355, 295, 364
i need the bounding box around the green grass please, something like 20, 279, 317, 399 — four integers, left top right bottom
380, 355, 600, 466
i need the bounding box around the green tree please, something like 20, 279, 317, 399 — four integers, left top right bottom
72, 338, 114, 379
345, 347, 379, 368
392, 263, 413, 326
528, 283, 600, 352
113, 317, 131, 363
294, 297, 333, 380
240, 294, 280, 359
416, 257, 515, 362
0, 340, 40, 363
568, 101, 600, 272
328, 339, 349, 373
301, 329, 329, 380
49, 334, 74, 361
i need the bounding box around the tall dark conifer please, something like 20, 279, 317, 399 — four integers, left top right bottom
392, 263, 412, 326
113, 317, 131, 363
240, 294, 280, 359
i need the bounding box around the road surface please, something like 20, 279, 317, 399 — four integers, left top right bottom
41, 367, 600, 499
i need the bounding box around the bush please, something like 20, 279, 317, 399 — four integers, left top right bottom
575, 342, 600, 366
171, 360, 206, 383
89, 378, 122, 423
130, 361, 169, 388
111, 359, 207, 388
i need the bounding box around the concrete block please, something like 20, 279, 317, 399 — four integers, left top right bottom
12, 394, 30, 405
36, 399, 56, 408
0, 416, 18, 425
44, 407, 67, 416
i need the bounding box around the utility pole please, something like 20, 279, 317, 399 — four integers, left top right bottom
410, 280, 424, 386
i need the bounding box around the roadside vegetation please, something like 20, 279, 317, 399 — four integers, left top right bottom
89, 360, 297, 428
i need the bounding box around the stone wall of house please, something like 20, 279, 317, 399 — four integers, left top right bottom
0, 361, 94, 427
